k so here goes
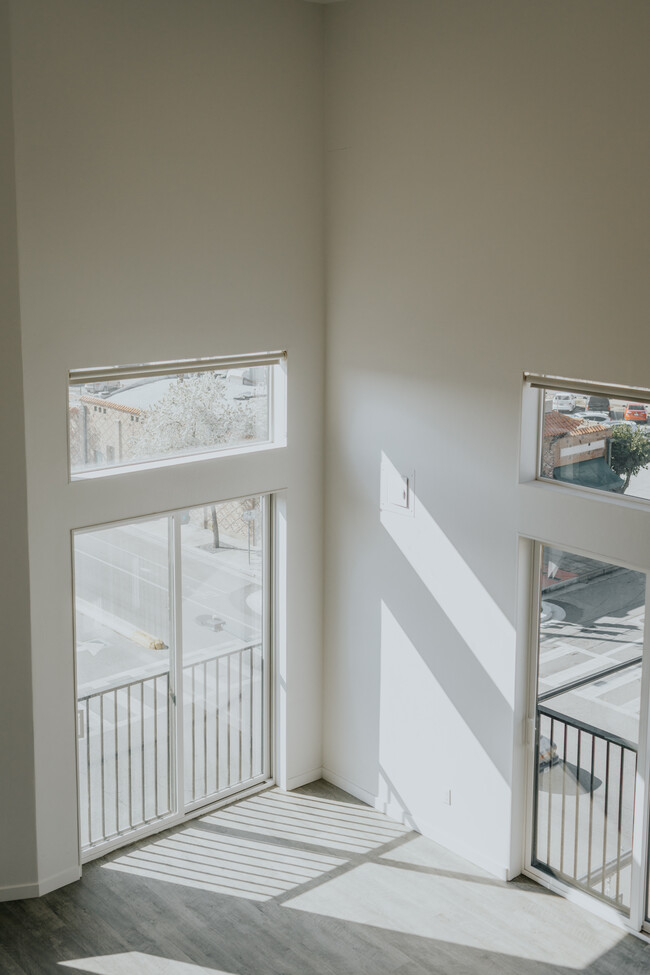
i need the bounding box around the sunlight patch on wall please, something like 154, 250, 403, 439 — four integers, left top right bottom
378, 601, 441, 824
379, 451, 515, 706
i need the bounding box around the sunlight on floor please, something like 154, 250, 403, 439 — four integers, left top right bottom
200, 787, 409, 852
283, 848, 628, 968
59, 952, 232, 974
104, 824, 347, 900
102, 788, 410, 900
95, 787, 635, 972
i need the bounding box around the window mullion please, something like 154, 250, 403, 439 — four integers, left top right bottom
171, 512, 185, 819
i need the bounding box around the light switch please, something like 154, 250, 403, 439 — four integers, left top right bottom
380, 456, 415, 516
389, 474, 409, 508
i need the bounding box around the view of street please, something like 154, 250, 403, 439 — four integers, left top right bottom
74, 500, 267, 849
535, 549, 644, 909
75, 512, 262, 695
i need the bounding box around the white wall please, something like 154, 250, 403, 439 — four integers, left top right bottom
6, 0, 650, 900
323, 0, 650, 878
7, 0, 324, 895
0, 0, 39, 899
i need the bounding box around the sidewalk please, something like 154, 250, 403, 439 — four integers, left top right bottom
542, 551, 620, 594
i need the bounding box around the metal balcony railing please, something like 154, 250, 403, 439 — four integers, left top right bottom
77, 642, 264, 851
533, 705, 637, 913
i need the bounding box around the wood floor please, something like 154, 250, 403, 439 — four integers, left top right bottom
1, 780, 649, 974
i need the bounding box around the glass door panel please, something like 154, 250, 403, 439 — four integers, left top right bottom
532, 546, 645, 913
179, 496, 267, 809
74, 517, 174, 851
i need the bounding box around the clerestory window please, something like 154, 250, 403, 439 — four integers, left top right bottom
525, 374, 650, 504
68, 351, 287, 478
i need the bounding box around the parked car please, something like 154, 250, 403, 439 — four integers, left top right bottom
607, 419, 637, 431
552, 393, 578, 413
624, 403, 647, 423
587, 395, 611, 414
539, 735, 559, 771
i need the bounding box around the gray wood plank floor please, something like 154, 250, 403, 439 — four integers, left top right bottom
1, 780, 649, 974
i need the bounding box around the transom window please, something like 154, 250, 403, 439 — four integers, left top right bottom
69, 351, 287, 477
525, 374, 650, 503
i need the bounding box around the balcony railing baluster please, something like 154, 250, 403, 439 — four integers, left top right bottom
78, 642, 262, 852
534, 705, 637, 914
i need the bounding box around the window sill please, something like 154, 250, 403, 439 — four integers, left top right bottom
70, 439, 287, 483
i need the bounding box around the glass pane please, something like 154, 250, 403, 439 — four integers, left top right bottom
180, 496, 266, 807
539, 386, 650, 502
74, 517, 174, 850
534, 546, 644, 914
69, 363, 281, 475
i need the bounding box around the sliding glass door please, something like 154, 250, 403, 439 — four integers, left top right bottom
529, 544, 650, 928
74, 495, 271, 856
75, 516, 174, 849
180, 498, 267, 809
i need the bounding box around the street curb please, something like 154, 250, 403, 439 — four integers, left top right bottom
543, 565, 623, 596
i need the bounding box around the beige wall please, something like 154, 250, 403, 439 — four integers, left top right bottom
0, 0, 38, 897
323, 0, 650, 877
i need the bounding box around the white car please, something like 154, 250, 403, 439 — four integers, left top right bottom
552, 393, 577, 412
573, 411, 610, 425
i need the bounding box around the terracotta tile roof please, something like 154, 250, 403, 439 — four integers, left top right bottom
576, 421, 611, 436
79, 395, 142, 416
544, 411, 610, 438
544, 412, 582, 436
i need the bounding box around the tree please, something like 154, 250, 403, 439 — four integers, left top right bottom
138, 372, 258, 456
609, 425, 650, 492
138, 373, 260, 548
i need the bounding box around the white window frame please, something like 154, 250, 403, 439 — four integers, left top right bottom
522, 540, 650, 937
72, 491, 279, 863
521, 373, 650, 507
68, 351, 287, 481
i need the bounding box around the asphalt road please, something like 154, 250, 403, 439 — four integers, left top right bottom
535, 561, 646, 908
539, 565, 644, 745
75, 519, 263, 694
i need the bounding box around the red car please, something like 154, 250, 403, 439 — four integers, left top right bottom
624, 403, 647, 423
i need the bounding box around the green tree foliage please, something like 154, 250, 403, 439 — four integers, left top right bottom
609, 425, 650, 492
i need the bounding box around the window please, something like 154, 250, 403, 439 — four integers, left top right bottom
69, 351, 287, 477
528, 544, 650, 923
525, 374, 650, 503
74, 495, 271, 854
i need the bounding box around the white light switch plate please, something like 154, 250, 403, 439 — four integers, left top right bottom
380, 459, 415, 516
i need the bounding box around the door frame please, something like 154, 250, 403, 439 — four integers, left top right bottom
522, 540, 650, 935
73, 492, 276, 865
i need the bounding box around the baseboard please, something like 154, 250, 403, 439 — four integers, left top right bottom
321, 768, 377, 807
0, 879, 40, 902
322, 769, 509, 881
286, 767, 323, 791
0, 864, 81, 903
407, 817, 509, 881
37, 865, 82, 896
